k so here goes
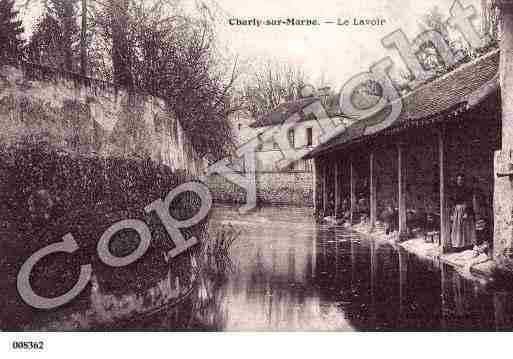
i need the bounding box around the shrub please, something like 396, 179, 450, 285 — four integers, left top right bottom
0, 140, 208, 330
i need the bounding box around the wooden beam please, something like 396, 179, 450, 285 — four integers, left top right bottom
335, 160, 340, 218
438, 129, 449, 253
398, 143, 407, 239
370, 152, 377, 232
350, 157, 356, 225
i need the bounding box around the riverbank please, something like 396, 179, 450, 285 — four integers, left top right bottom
323, 217, 497, 283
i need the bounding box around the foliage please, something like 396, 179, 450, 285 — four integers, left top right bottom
241, 61, 309, 119
89, 0, 238, 159
182, 223, 241, 330
0, 140, 209, 329
23, 0, 237, 159
394, 4, 500, 94
201, 223, 240, 277
26, 0, 80, 72
0, 0, 24, 62
482, 0, 499, 41
0, 140, 200, 230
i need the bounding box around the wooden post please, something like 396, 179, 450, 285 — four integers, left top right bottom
311, 230, 317, 279
398, 143, 407, 240
313, 158, 319, 214
335, 160, 340, 218
370, 152, 377, 232
440, 263, 447, 330
350, 232, 357, 292
350, 157, 356, 225
438, 129, 449, 253
370, 239, 377, 323
398, 248, 407, 321
495, 2, 513, 266
323, 158, 328, 216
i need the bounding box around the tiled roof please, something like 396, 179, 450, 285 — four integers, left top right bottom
249, 98, 318, 128
305, 49, 500, 158
249, 96, 343, 128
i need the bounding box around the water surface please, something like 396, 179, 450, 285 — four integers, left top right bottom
135, 205, 513, 331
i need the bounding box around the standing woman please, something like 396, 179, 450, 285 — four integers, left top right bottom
450, 173, 477, 250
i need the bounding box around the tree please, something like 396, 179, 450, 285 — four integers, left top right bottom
418, 6, 450, 42
26, 0, 79, 72
89, 0, 238, 159
482, 0, 499, 41
25, 0, 237, 159
241, 61, 309, 119
416, 6, 454, 75
80, 0, 87, 75
107, 0, 133, 87
22, 0, 89, 74
55, 0, 77, 71
0, 0, 24, 62
400, 4, 500, 93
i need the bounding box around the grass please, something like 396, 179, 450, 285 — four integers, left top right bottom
200, 223, 241, 277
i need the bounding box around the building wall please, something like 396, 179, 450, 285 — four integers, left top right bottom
446, 117, 498, 222
404, 134, 439, 214
255, 117, 346, 149
228, 111, 255, 146
493, 5, 513, 269
206, 171, 314, 206
240, 117, 346, 172
494, 152, 512, 267
347, 136, 439, 219
210, 117, 335, 206
254, 149, 313, 172
212, 108, 351, 206
494, 3, 513, 270
256, 171, 313, 205
375, 146, 398, 214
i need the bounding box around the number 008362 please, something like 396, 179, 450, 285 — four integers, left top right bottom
12, 341, 44, 350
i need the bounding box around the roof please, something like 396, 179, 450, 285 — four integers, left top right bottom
249, 96, 343, 128
249, 98, 318, 128
305, 49, 500, 159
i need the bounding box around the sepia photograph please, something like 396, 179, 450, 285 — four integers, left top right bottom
1, 0, 513, 354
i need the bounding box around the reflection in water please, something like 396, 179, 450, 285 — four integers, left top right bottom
16, 205, 513, 330
149, 205, 513, 331
189, 208, 513, 330
440, 264, 495, 331
23, 256, 199, 331
182, 205, 513, 331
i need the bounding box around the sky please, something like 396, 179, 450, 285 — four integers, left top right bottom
16, 0, 484, 90
214, 0, 483, 89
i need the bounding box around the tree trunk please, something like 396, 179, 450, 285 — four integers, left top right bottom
110, 0, 133, 87
80, 0, 87, 76
62, 1, 74, 72
482, 0, 491, 37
